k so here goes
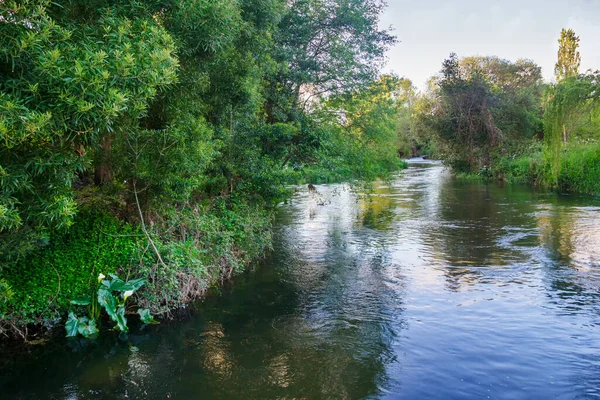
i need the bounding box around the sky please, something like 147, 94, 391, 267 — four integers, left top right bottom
380, 0, 600, 90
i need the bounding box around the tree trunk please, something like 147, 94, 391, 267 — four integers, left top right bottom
94, 134, 113, 185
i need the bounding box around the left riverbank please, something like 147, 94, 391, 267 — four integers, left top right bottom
0, 196, 273, 340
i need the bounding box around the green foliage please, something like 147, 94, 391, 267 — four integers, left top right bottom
301, 75, 408, 183
1, 0, 401, 337
65, 312, 98, 338
446, 29, 600, 196
555, 142, 600, 194
268, 0, 395, 120
68, 273, 153, 337
136, 197, 273, 314
138, 308, 158, 325
490, 143, 600, 195
555, 28, 581, 82
543, 73, 600, 185
419, 53, 544, 172
0, 209, 146, 325
0, 279, 15, 316
0, 0, 179, 256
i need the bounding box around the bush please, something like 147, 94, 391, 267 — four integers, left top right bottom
494, 152, 545, 185
557, 142, 600, 194
488, 142, 600, 195
133, 196, 273, 315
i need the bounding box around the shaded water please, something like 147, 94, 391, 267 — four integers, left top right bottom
2, 164, 600, 399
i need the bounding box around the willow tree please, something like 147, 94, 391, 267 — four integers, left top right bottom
544, 73, 600, 186
555, 28, 581, 82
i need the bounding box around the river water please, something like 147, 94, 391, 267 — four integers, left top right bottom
2, 163, 600, 399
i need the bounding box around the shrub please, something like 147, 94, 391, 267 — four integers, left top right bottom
557, 142, 600, 194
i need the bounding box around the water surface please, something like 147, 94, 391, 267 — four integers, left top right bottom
2, 164, 600, 399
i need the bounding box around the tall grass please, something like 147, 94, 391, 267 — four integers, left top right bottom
493, 142, 600, 195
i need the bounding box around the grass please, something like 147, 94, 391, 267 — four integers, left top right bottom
456, 142, 600, 196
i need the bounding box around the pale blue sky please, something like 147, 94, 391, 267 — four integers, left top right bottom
380, 0, 600, 89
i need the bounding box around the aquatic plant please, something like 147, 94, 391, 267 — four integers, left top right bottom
66, 273, 157, 338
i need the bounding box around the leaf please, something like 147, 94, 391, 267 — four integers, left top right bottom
101, 276, 127, 293
114, 306, 128, 332
99, 288, 129, 332
138, 308, 159, 325
65, 311, 79, 337
121, 277, 145, 292
97, 287, 118, 320
77, 318, 99, 338
70, 296, 91, 306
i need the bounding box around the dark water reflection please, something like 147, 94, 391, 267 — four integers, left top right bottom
2, 164, 600, 399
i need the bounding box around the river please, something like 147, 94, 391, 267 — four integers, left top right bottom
2, 163, 600, 399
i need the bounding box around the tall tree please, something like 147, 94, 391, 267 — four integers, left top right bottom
554, 28, 581, 82
0, 1, 178, 258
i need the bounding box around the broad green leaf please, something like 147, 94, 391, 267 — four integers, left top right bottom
65, 311, 79, 337
78, 318, 99, 338
114, 306, 128, 332
138, 308, 159, 325
97, 287, 118, 320
70, 296, 91, 306
121, 278, 145, 292
101, 276, 127, 293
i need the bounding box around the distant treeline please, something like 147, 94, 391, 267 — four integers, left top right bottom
403, 28, 600, 194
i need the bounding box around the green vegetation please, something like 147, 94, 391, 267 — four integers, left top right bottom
409, 28, 600, 195
67, 273, 155, 338
6, 2, 596, 341
299, 76, 411, 183
0, 0, 404, 338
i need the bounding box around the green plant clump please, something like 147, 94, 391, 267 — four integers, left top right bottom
66, 273, 157, 338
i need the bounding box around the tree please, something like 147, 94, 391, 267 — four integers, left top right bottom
266, 0, 395, 119
0, 0, 398, 262
418, 54, 544, 172
555, 28, 581, 82
428, 54, 501, 170
544, 72, 600, 184
311, 75, 406, 180
0, 1, 178, 258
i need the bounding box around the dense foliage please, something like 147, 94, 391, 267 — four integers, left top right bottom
409, 29, 600, 195
414, 54, 543, 172
0, 0, 400, 336
555, 28, 581, 82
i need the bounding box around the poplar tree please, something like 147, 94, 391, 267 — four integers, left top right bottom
554, 28, 581, 82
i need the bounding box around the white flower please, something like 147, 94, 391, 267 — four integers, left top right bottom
123, 290, 134, 302
97, 273, 106, 283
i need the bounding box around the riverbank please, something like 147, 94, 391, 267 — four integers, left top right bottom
454, 142, 600, 196
0, 162, 411, 341
0, 197, 273, 340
